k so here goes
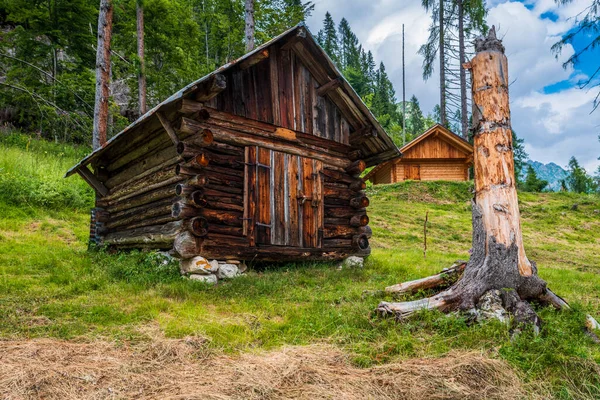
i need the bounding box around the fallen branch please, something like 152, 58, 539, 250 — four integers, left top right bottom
385, 261, 467, 295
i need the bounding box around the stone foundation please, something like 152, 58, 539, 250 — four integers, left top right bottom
180, 256, 247, 284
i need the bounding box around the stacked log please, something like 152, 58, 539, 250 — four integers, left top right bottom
321, 166, 371, 252
171, 135, 247, 258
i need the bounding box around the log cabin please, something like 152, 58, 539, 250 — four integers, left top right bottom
364, 124, 473, 184
66, 23, 400, 263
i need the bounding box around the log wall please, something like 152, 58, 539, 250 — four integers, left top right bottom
92, 106, 370, 262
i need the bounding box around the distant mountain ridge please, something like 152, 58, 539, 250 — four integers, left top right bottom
524, 160, 568, 191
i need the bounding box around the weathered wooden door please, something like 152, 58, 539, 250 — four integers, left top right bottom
244, 146, 323, 248
405, 164, 421, 180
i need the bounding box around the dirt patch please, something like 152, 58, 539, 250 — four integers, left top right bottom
0, 337, 537, 400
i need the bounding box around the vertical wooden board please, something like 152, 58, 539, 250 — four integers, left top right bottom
303, 67, 313, 135
311, 79, 319, 136
232, 70, 245, 117
287, 154, 300, 247
244, 146, 257, 246
256, 147, 272, 244
301, 157, 315, 247
340, 117, 349, 145
293, 54, 304, 132
326, 100, 335, 141
296, 156, 304, 246
272, 151, 287, 245
269, 45, 281, 126
278, 48, 293, 129
314, 160, 324, 248
255, 60, 270, 123
244, 67, 258, 121
333, 108, 341, 143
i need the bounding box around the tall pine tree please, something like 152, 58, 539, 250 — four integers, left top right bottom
317, 12, 339, 64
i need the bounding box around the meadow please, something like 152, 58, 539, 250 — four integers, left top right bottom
1, 133, 600, 398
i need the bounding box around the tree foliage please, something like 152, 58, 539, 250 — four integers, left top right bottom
565, 156, 597, 193
0, 0, 313, 145
512, 130, 528, 183
522, 165, 548, 192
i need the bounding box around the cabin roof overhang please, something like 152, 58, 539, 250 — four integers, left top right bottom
66, 23, 399, 179
363, 124, 473, 181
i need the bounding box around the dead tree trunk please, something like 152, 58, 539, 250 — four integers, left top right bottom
244, 0, 255, 52
439, 0, 447, 126
375, 28, 573, 326
137, 0, 147, 116
92, 0, 113, 151
458, 0, 468, 138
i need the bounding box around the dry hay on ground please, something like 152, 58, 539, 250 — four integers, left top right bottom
0, 337, 533, 400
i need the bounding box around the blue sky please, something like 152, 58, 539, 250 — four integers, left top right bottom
306, 0, 600, 172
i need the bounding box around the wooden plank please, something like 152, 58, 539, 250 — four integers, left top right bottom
256, 147, 271, 244
272, 151, 286, 245
244, 146, 257, 247
269, 45, 281, 126
156, 111, 179, 145
316, 78, 341, 97
293, 53, 304, 132
287, 154, 300, 247
314, 159, 324, 248
189, 121, 350, 169
239, 49, 269, 70
303, 67, 313, 135
195, 73, 227, 102
301, 157, 315, 248
232, 70, 245, 117
248, 66, 259, 121
278, 48, 292, 129
78, 166, 108, 197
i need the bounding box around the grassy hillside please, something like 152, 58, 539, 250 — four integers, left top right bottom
1, 134, 600, 398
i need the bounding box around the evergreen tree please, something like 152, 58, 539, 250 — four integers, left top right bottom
371, 62, 399, 128
522, 165, 547, 192
512, 130, 528, 183
408, 95, 425, 137
566, 156, 596, 193
317, 12, 339, 64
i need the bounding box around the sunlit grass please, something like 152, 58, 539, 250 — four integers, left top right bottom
1, 135, 600, 397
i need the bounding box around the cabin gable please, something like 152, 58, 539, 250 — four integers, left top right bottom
205, 44, 351, 145
401, 135, 470, 160
365, 124, 474, 184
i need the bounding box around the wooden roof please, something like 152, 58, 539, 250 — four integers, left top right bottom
66, 23, 400, 178
364, 124, 473, 181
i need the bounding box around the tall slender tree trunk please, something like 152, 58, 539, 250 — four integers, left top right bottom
92, 0, 113, 150
439, 0, 447, 126
137, 1, 147, 116
244, 0, 255, 52
402, 24, 406, 145
458, 0, 468, 138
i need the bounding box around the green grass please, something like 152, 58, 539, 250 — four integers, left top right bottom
1, 135, 600, 398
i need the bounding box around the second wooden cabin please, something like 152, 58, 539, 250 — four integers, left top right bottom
365, 124, 473, 184
66, 23, 400, 263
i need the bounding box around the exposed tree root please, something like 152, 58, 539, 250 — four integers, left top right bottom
375, 29, 599, 341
